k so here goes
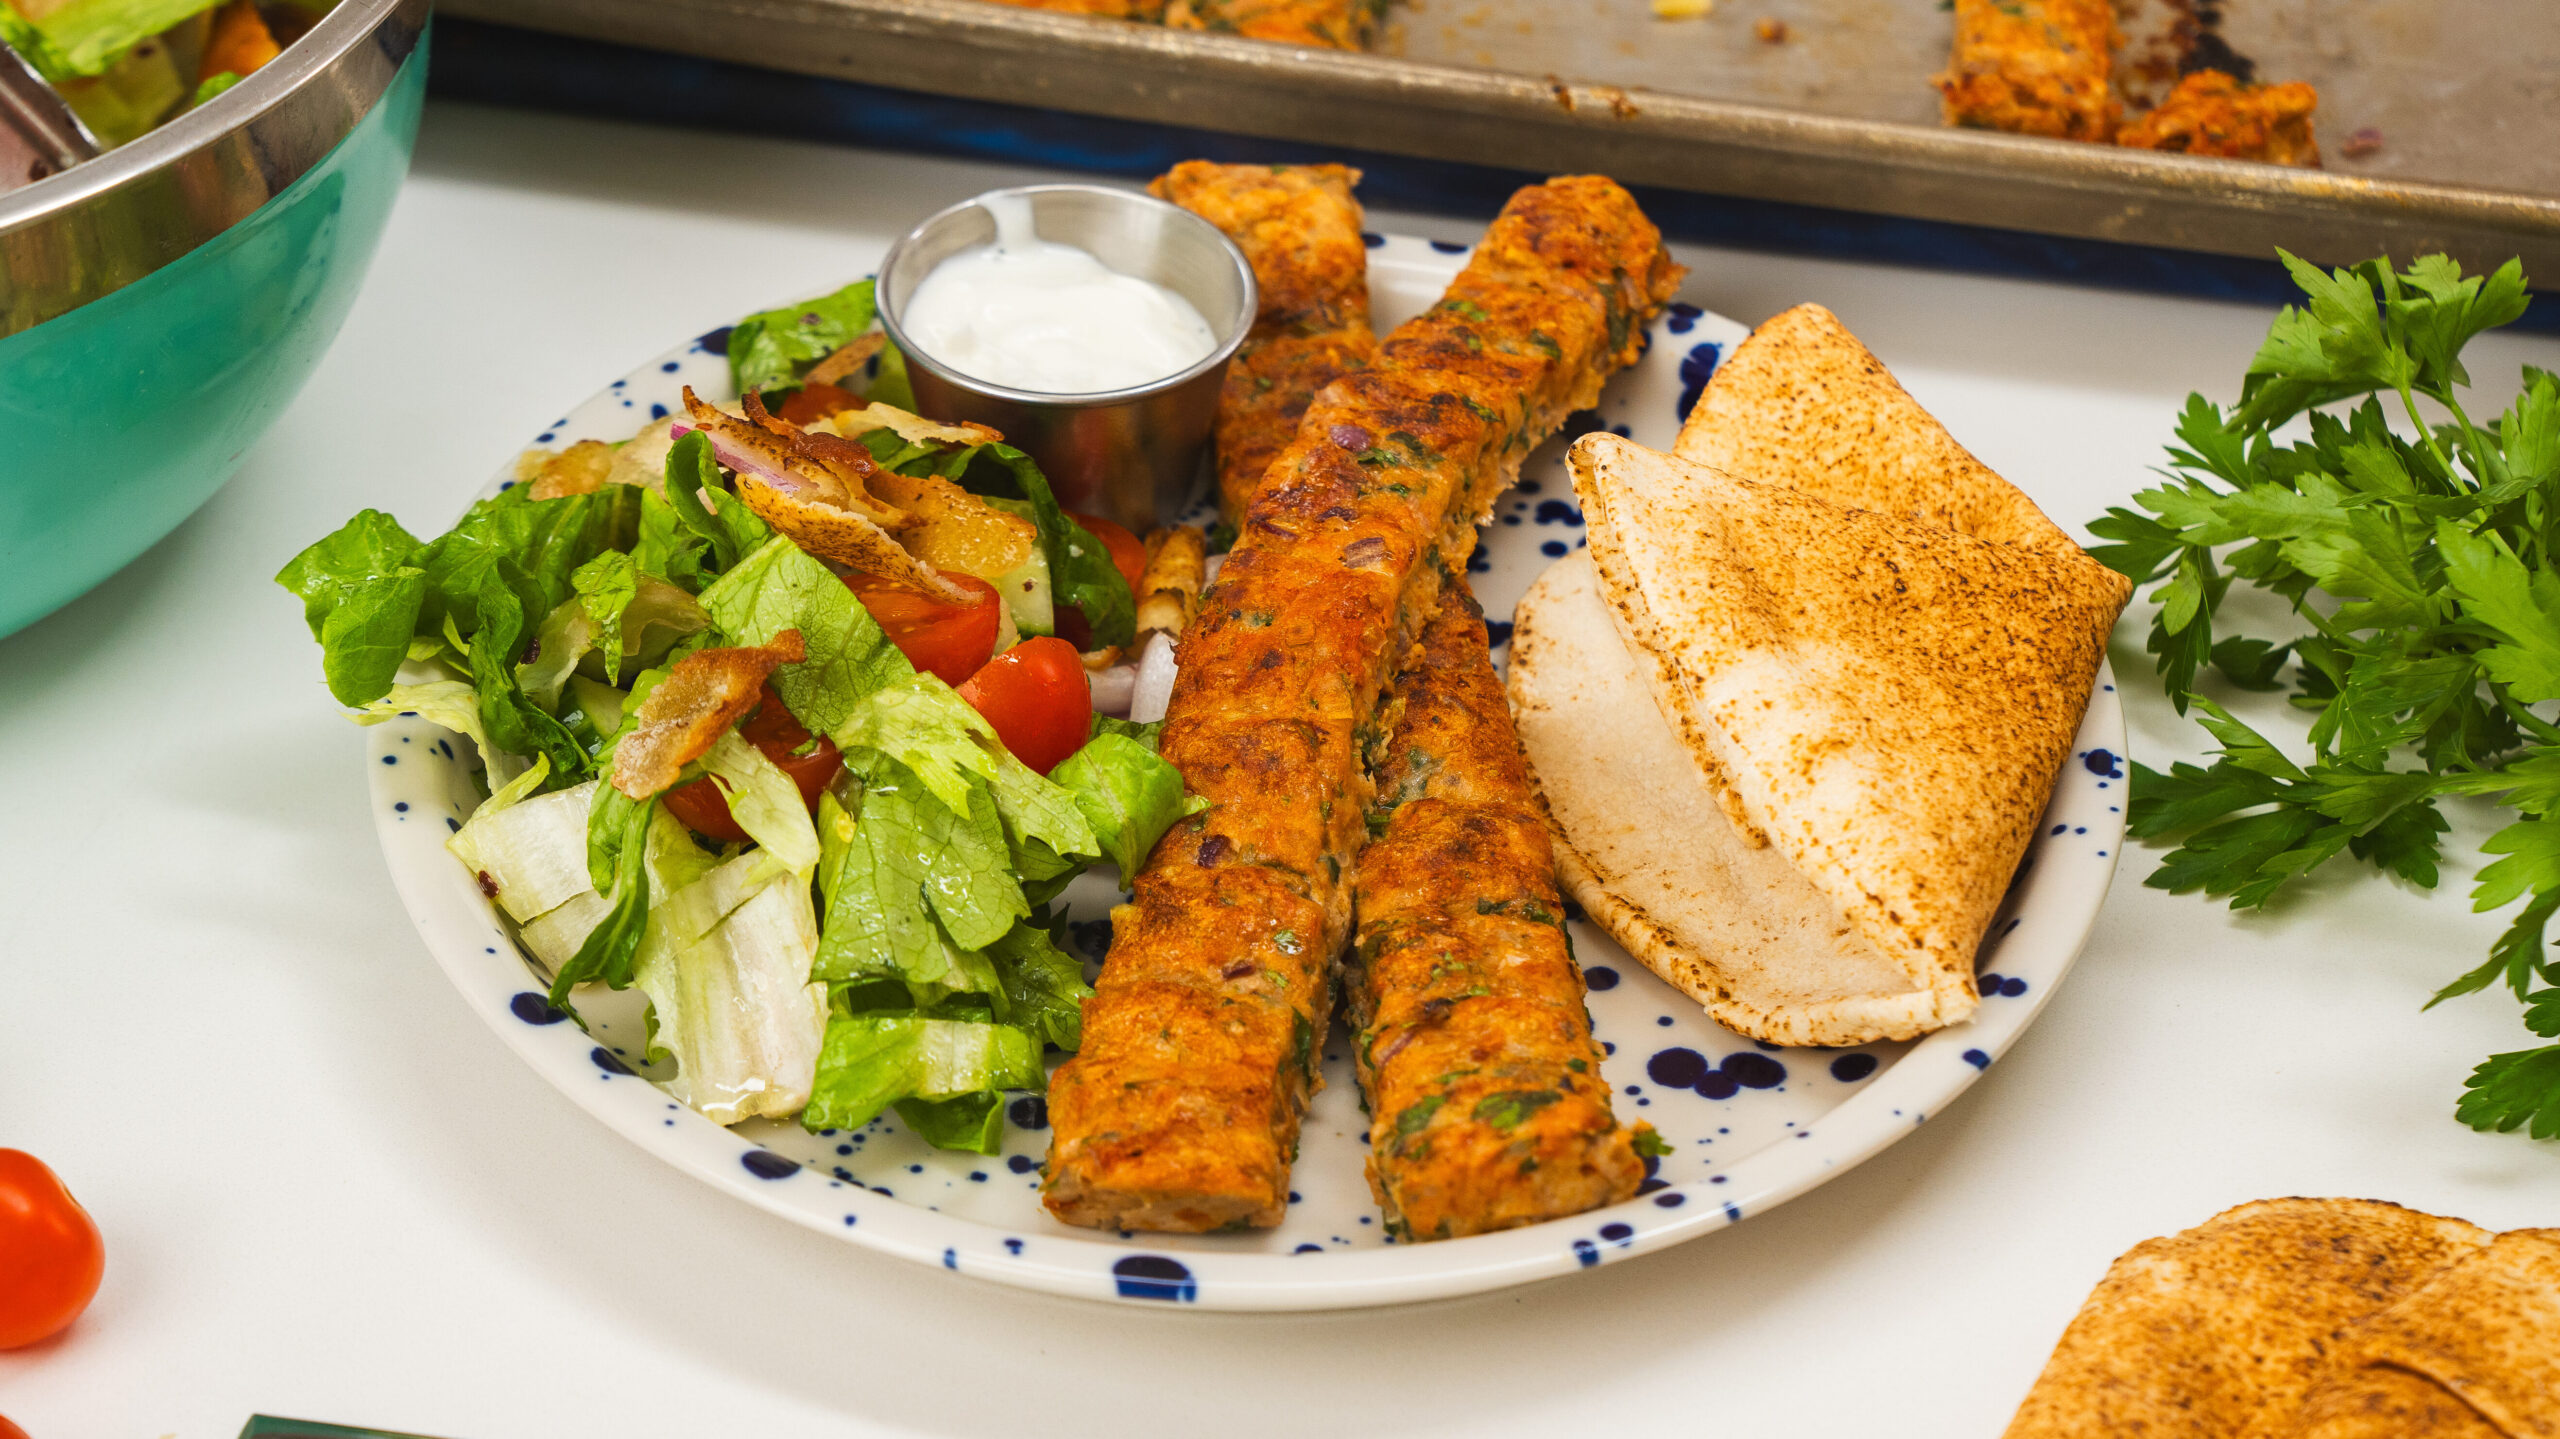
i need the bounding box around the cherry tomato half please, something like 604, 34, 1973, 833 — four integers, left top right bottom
0, 1150, 104, 1350
1, 1412, 31, 1439
1068, 512, 1147, 596
778, 382, 863, 427
959, 637, 1093, 775
662, 681, 842, 844
848, 571, 1004, 687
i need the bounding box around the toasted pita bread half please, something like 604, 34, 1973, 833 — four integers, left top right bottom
2002, 1199, 2495, 1439
1569, 435, 2125, 1036
2291, 1228, 2560, 1439
1510, 553, 1950, 1044
1675, 302, 2127, 601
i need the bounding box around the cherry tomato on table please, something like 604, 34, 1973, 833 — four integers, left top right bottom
1067, 512, 1147, 595
0, 1149, 103, 1350
960, 636, 1093, 775
848, 571, 1004, 687
662, 681, 842, 845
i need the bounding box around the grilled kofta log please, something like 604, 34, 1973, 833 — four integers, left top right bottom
1042, 176, 1683, 1233
1934, 0, 2119, 142
1149, 161, 1379, 527
1354, 582, 1646, 1241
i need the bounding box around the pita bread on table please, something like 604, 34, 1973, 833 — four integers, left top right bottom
1550, 436, 2124, 1043
2290, 1228, 2560, 1439
2001, 1198, 2496, 1439
1675, 301, 2127, 599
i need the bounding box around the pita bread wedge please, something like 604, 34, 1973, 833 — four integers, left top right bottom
2291, 1228, 2560, 1439
1563, 435, 2124, 1041
2004, 1198, 2496, 1439
1675, 303, 2125, 602
1511, 553, 1948, 1045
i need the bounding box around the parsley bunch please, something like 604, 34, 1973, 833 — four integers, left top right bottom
2092, 252, 2560, 1140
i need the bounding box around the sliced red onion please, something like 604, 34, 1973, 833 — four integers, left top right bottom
1089, 662, 1138, 718
1129, 632, 1178, 725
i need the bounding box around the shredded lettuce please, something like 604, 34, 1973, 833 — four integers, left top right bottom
801, 1014, 1042, 1137
635, 847, 827, 1125
445, 775, 594, 925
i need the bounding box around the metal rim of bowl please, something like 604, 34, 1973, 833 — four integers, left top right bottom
875, 182, 1259, 408
0, 0, 428, 339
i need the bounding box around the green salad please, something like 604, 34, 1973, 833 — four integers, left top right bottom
278, 281, 1200, 1154
4, 0, 335, 150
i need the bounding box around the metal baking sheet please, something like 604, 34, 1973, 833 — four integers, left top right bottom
440, 0, 2560, 278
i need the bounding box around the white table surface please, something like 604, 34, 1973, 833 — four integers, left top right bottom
6, 98, 2559, 1439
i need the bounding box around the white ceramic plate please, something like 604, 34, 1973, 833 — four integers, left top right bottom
365, 235, 2127, 1311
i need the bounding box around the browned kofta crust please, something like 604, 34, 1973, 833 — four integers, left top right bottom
1044, 177, 1681, 1233
1352, 586, 1645, 1242
1149, 162, 1379, 525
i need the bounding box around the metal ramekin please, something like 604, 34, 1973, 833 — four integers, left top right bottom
876, 183, 1257, 533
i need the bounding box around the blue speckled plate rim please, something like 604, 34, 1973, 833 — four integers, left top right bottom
364, 235, 2128, 1311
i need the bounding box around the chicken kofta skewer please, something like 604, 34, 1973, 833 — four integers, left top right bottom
1353, 582, 1648, 1241
1149, 161, 1380, 528
1042, 176, 1682, 1234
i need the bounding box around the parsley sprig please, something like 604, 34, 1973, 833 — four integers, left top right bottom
2092, 251, 2560, 1140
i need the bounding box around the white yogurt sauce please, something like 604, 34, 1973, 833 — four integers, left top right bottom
901, 193, 1218, 396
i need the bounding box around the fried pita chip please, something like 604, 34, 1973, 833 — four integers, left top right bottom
682, 390, 971, 603
2002, 1198, 2495, 1439
804, 330, 887, 389
2292, 1229, 2560, 1439
1674, 302, 2127, 599
863, 465, 1039, 584
524, 439, 616, 500
812, 402, 1001, 449
611, 630, 807, 799
1558, 436, 2125, 1041
1136, 524, 1207, 639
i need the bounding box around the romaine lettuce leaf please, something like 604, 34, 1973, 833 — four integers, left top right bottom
274, 509, 429, 706
349, 680, 488, 756
549, 784, 657, 1004
728, 279, 878, 396
571, 551, 639, 681
701, 730, 823, 879
801, 1014, 1042, 1134
985, 920, 1091, 1051
1049, 731, 1208, 876
830, 672, 1100, 868
636, 847, 826, 1125
891, 1092, 1007, 1154
699, 535, 912, 734
813, 749, 1023, 995
663, 431, 773, 576
445, 772, 591, 925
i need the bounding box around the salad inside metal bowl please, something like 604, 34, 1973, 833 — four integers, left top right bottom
1, 0, 341, 164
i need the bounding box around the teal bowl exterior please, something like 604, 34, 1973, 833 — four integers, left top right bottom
0, 28, 428, 640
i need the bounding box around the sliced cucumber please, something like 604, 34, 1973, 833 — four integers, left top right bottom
981, 497, 1056, 636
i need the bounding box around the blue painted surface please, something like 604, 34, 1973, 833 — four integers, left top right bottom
0, 31, 430, 638
425, 20, 2556, 334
